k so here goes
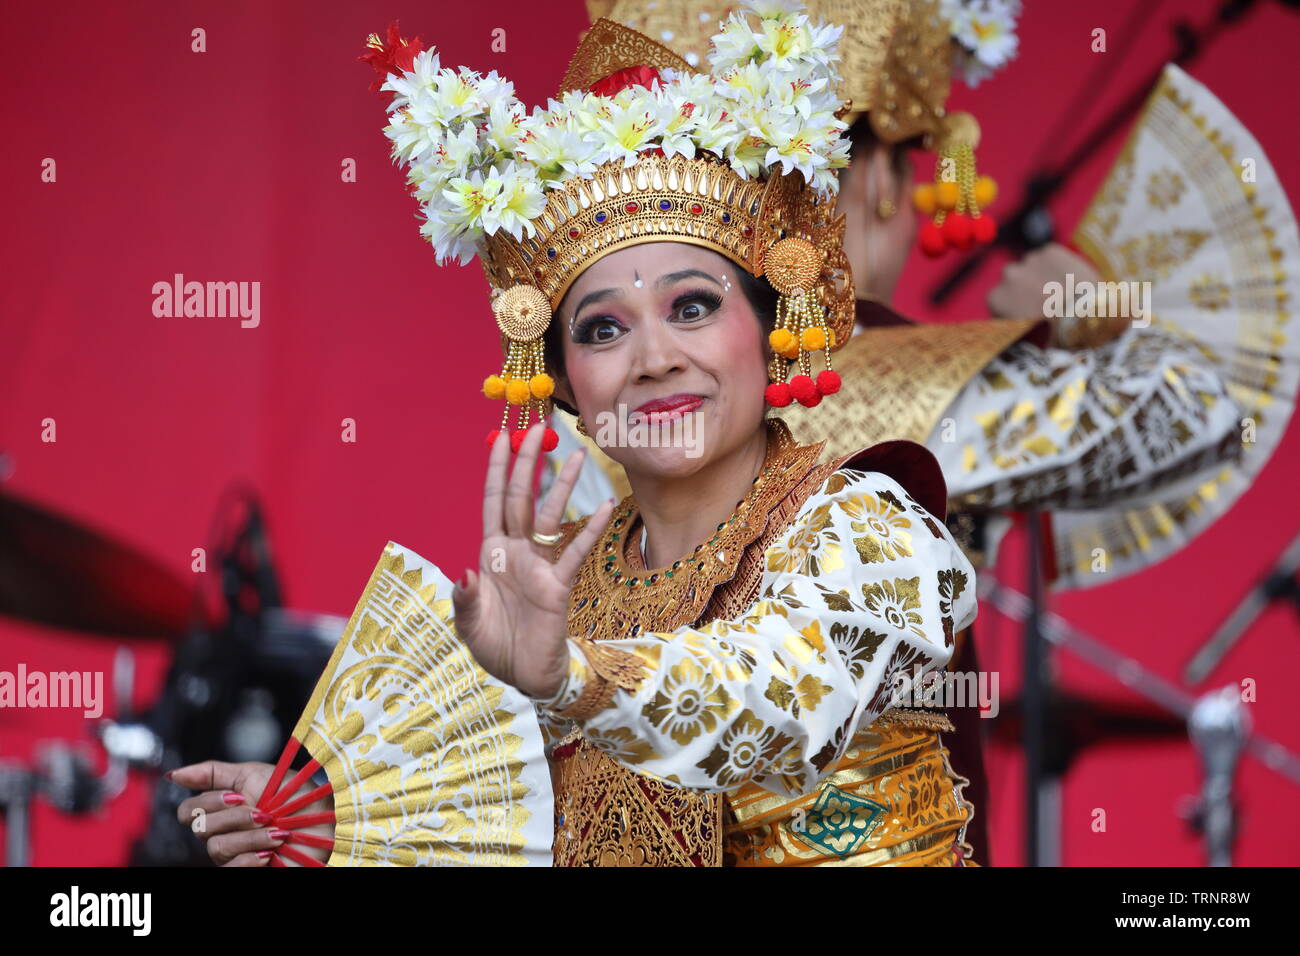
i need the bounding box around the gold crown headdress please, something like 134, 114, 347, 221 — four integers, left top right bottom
586, 0, 1021, 259
361, 3, 859, 452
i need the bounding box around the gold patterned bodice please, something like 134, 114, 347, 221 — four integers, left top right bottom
548, 418, 975, 866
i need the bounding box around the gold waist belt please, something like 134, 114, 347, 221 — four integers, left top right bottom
722, 711, 977, 867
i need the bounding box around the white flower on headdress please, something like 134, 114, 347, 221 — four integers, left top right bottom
940, 0, 1022, 84
516, 111, 600, 184
691, 101, 741, 159
376, 0, 853, 266
709, 13, 763, 67
653, 73, 713, 159
477, 161, 546, 238
426, 67, 489, 126
418, 201, 481, 266
420, 162, 545, 265
593, 87, 664, 166
380, 47, 443, 112
485, 96, 527, 156
407, 123, 482, 203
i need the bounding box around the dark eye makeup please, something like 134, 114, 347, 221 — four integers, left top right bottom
569, 287, 724, 345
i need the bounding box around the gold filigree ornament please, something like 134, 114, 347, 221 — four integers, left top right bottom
762, 238, 841, 409
361, 4, 863, 454
483, 285, 558, 453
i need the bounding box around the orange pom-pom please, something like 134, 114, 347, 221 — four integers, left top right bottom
529, 373, 554, 399
800, 326, 826, 351
505, 379, 531, 405
936, 181, 960, 211
913, 183, 937, 217
816, 369, 842, 395
974, 176, 997, 209
769, 328, 796, 353
483, 375, 507, 400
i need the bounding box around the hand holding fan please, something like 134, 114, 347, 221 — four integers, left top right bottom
255, 541, 553, 866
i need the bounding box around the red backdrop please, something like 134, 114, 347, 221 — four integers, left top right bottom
2, 0, 1298, 866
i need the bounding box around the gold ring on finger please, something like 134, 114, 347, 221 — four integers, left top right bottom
529, 528, 564, 547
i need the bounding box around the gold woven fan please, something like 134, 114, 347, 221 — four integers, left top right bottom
255, 542, 553, 866
1054, 63, 1300, 590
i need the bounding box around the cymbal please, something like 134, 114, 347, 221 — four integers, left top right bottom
0, 488, 193, 639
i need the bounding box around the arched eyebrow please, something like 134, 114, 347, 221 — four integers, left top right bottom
570, 269, 723, 319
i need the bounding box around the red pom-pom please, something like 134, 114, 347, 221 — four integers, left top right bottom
816, 369, 842, 395
765, 382, 792, 407
788, 374, 817, 404
510, 428, 528, 453
485, 428, 503, 448
942, 213, 973, 250
972, 215, 997, 244
541, 427, 559, 452
919, 222, 947, 257
797, 389, 822, 408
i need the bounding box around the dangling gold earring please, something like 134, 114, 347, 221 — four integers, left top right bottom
575, 415, 589, 437
876, 197, 896, 220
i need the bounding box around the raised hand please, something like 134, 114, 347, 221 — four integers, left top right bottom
451, 421, 615, 700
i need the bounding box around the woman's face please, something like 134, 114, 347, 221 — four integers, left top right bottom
553, 242, 769, 479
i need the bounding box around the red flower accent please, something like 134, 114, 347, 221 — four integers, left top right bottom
359, 21, 426, 94
589, 65, 662, 97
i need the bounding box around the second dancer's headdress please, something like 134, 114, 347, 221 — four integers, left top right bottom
360, 2, 860, 452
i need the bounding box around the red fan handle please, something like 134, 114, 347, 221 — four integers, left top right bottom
258, 735, 336, 867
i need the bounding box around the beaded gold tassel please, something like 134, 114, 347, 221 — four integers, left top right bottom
913, 113, 998, 258
761, 238, 841, 408
481, 285, 559, 452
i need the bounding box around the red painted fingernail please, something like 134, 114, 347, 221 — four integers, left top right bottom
222, 792, 245, 806
257, 850, 273, 859
269, 829, 290, 841
252, 810, 272, 825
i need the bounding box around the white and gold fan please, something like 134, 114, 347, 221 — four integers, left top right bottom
255, 541, 553, 866
1054, 63, 1300, 589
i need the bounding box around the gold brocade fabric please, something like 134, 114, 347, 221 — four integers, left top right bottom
547, 418, 976, 866
723, 718, 976, 867
779, 317, 1044, 449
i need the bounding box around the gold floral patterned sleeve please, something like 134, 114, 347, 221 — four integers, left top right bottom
931, 325, 1244, 512
531, 467, 978, 796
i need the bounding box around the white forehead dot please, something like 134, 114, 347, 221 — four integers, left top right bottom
685, 52, 699, 66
